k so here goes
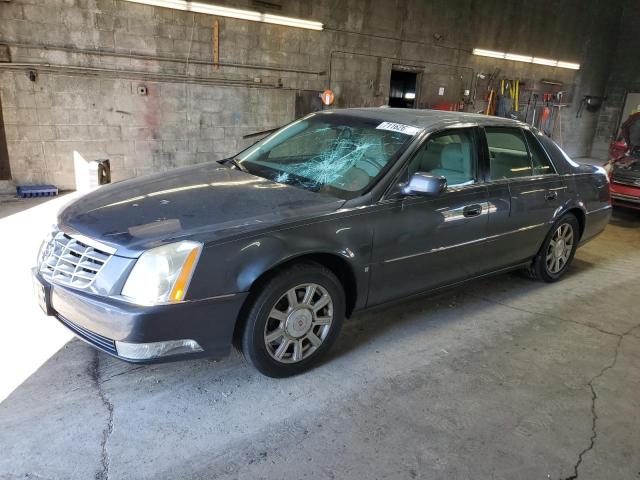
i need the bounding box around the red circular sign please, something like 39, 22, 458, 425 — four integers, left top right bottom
321, 90, 334, 106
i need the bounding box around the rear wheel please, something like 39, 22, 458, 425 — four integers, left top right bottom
240, 262, 345, 377
526, 213, 579, 282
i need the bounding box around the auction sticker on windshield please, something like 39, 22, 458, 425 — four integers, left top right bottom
376, 122, 420, 136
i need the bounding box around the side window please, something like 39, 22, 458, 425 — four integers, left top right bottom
407, 129, 476, 187
524, 130, 557, 175
485, 127, 532, 179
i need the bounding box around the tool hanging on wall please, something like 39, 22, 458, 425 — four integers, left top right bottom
496, 79, 512, 117
555, 105, 565, 146
530, 93, 539, 127
487, 78, 522, 118
485, 89, 497, 115
576, 95, 606, 118
540, 93, 552, 132
524, 91, 534, 122
552, 92, 568, 147
480, 69, 500, 115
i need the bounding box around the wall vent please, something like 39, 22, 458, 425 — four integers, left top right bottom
0, 45, 10, 63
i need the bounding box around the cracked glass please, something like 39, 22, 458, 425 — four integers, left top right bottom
235, 113, 417, 199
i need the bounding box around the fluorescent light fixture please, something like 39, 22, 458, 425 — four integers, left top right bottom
262, 13, 323, 29
474, 48, 579, 70
505, 53, 532, 63
404, 92, 416, 99
533, 57, 558, 67
473, 48, 506, 59
557, 61, 580, 70
124, 0, 323, 30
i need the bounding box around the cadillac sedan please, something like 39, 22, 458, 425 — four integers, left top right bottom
33, 109, 611, 377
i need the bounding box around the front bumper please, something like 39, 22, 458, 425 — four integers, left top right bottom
610, 183, 640, 210
33, 269, 248, 363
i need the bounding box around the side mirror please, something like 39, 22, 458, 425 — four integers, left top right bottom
401, 172, 447, 197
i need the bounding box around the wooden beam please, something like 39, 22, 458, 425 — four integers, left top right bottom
0, 94, 11, 180
213, 19, 219, 70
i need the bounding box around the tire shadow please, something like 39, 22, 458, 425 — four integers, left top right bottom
328, 253, 601, 362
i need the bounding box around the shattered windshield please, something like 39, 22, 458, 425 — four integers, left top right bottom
234, 113, 417, 199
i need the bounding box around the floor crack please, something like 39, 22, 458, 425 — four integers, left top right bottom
67, 365, 146, 394
99, 365, 146, 385
89, 351, 114, 480
467, 293, 640, 480
561, 324, 639, 480
469, 293, 621, 338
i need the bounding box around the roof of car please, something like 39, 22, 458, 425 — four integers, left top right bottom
323, 107, 526, 131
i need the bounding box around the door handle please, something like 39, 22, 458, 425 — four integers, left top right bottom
545, 191, 558, 201
463, 204, 483, 217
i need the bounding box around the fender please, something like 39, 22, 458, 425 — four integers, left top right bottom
187, 216, 373, 312
549, 196, 587, 231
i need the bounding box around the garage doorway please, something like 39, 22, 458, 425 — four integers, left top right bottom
617, 92, 640, 134
0, 95, 10, 180
295, 90, 323, 118
389, 70, 418, 108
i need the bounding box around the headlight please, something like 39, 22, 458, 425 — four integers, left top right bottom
121, 241, 202, 306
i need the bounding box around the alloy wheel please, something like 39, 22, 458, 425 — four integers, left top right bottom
546, 223, 574, 274
263, 283, 333, 364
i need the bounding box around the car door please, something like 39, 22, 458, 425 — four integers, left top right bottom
368, 127, 490, 306
482, 126, 567, 268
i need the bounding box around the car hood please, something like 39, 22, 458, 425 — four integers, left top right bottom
58, 162, 345, 257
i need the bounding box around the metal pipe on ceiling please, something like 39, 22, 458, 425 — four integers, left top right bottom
0, 62, 289, 89
2, 42, 326, 76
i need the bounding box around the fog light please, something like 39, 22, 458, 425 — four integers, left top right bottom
115, 339, 203, 360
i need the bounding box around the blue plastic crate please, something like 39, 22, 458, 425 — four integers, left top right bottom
16, 184, 59, 198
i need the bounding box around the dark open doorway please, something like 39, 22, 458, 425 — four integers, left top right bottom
0, 94, 11, 180
389, 70, 417, 108
616, 92, 640, 135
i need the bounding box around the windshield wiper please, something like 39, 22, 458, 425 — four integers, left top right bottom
242, 126, 282, 139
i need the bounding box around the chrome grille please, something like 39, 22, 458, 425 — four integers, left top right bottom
39, 232, 112, 288
612, 171, 640, 187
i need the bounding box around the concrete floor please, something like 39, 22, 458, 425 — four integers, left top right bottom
0, 195, 639, 480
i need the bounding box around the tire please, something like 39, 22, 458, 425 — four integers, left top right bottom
525, 213, 580, 282
240, 262, 345, 378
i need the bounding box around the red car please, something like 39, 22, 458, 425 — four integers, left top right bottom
605, 138, 640, 210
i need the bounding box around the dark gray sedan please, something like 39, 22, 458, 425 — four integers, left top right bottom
33, 108, 611, 377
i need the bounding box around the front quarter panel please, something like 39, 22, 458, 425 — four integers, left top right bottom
186, 210, 374, 310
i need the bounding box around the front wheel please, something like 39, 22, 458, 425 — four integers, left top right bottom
526, 213, 580, 282
240, 262, 345, 377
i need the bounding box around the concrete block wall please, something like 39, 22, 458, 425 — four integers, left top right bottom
0, 69, 294, 186
0, 0, 624, 188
